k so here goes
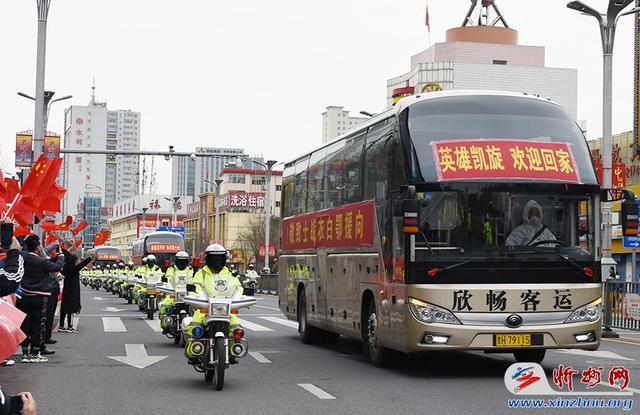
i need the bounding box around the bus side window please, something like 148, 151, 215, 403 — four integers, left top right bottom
342, 132, 366, 204
282, 164, 296, 217
364, 119, 393, 201
324, 140, 345, 209
293, 157, 310, 215
307, 149, 327, 212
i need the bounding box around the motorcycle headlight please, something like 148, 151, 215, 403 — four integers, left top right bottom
165, 306, 174, 315
209, 303, 230, 317
409, 298, 461, 325
564, 299, 602, 323
139, 292, 145, 299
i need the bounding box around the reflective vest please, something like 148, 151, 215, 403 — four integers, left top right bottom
166, 265, 193, 288
190, 266, 241, 298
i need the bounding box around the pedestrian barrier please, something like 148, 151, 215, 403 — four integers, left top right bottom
256, 274, 278, 295
602, 281, 640, 332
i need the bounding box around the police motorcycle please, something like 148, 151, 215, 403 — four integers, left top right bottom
139, 271, 163, 320
113, 262, 126, 297
241, 264, 260, 295
102, 265, 114, 293
159, 279, 190, 346
91, 266, 103, 290
183, 283, 255, 390
123, 263, 137, 304
80, 269, 90, 287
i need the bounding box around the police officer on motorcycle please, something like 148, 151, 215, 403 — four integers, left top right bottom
159, 251, 193, 330
185, 244, 243, 361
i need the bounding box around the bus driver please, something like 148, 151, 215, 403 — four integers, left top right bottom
506, 200, 557, 247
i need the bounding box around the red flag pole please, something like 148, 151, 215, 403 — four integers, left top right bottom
2, 193, 23, 220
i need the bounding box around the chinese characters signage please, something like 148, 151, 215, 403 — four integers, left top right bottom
432, 139, 580, 183
186, 202, 200, 218
148, 243, 182, 253
449, 288, 579, 312
15, 133, 33, 167
97, 254, 120, 261
44, 134, 61, 159
216, 192, 265, 212
595, 163, 626, 188
282, 201, 375, 250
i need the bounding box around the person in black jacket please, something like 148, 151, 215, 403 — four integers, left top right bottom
59, 242, 91, 332
0, 236, 24, 297
16, 235, 64, 363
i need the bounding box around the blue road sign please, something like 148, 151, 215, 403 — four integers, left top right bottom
623, 236, 640, 249
157, 226, 185, 238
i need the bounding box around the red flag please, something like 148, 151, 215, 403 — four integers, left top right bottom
72, 221, 88, 236
45, 233, 57, 247
425, 1, 430, 33
28, 158, 63, 215
10, 198, 36, 226
74, 239, 83, 249
32, 183, 66, 214
3, 179, 20, 202
14, 225, 32, 237
93, 230, 110, 247
20, 156, 56, 198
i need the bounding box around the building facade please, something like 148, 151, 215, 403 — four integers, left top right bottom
386, 17, 577, 119
321, 106, 368, 144
62, 96, 140, 217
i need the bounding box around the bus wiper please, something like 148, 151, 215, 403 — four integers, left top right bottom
506, 249, 593, 277
427, 257, 485, 277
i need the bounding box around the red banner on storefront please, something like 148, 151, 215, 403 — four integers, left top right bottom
282, 201, 375, 250
596, 163, 626, 189
432, 139, 581, 183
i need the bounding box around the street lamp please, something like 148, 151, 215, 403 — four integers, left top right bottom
252, 160, 278, 273
567, 0, 639, 337
136, 207, 149, 238
164, 196, 181, 227
18, 90, 72, 156
203, 179, 224, 243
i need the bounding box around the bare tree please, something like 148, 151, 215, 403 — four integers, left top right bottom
236, 215, 281, 269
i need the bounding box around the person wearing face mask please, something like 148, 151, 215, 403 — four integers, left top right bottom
506, 200, 557, 247
159, 251, 192, 330
185, 244, 243, 361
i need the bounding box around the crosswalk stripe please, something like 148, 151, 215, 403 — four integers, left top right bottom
102, 317, 126, 332
258, 316, 298, 329
298, 383, 336, 400
248, 351, 272, 363
143, 318, 162, 332
237, 318, 274, 332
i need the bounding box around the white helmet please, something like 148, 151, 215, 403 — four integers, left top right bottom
204, 244, 227, 255
147, 254, 157, 261
175, 251, 190, 259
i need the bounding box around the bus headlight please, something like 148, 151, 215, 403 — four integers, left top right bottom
564, 300, 602, 323
409, 298, 461, 325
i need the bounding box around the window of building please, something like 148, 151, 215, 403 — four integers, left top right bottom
493, 59, 507, 65
275, 201, 281, 207
275, 185, 282, 192
251, 175, 266, 185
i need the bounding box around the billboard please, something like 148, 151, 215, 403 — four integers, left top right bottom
636, 0, 640, 151
15, 133, 33, 167
43, 134, 61, 159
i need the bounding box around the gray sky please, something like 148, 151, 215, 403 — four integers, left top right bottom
0, 0, 636, 194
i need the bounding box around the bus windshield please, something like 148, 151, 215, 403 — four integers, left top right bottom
406, 95, 598, 185
409, 184, 598, 284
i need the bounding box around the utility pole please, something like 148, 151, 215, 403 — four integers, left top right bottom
33, 0, 51, 162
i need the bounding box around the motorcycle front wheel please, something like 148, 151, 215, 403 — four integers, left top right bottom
214, 338, 225, 390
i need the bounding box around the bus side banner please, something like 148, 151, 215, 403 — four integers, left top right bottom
432, 139, 581, 183
97, 254, 120, 261
282, 201, 375, 250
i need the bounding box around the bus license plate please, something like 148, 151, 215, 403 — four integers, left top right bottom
494, 334, 531, 347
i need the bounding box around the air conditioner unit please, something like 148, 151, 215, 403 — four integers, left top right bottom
261, 185, 266, 191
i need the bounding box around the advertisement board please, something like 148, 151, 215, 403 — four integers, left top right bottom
15, 133, 33, 167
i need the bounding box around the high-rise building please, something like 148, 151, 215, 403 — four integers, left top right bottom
62, 89, 140, 217
386, 3, 577, 119
171, 147, 265, 198
321, 106, 368, 144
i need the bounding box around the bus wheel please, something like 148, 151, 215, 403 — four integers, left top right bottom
297, 289, 321, 344
366, 301, 389, 367
513, 349, 546, 364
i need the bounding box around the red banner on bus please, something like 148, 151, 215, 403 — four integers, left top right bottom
432, 139, 580, 183
148, 243, 182, 253
97, 254, 120, 261
282, 201, 375, 250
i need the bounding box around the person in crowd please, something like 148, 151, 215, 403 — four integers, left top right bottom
41, 245, 63, 354
0, 389, 36, 415
59, 242, 92, 333
608, 266, 621, 281
506, 200, 557, 247
0, 222, 23, 367
17, 235, 64, 363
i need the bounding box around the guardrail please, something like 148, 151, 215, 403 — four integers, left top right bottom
257, 273, 278, 295
603, 281, 640, 332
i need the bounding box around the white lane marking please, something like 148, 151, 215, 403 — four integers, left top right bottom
603, 338, 640, 347
92, 297, 107, 301
102, 317, 126, 332
248, 351, 272, 363
143, 318, 162, 332
107, 344, 168, 369
554, 349, 634, 361
253, 304, 281, 311
259, 316, 298, 329
298, 383, 336, 400
103, 307, 126, 312
237, 318, 274, 332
